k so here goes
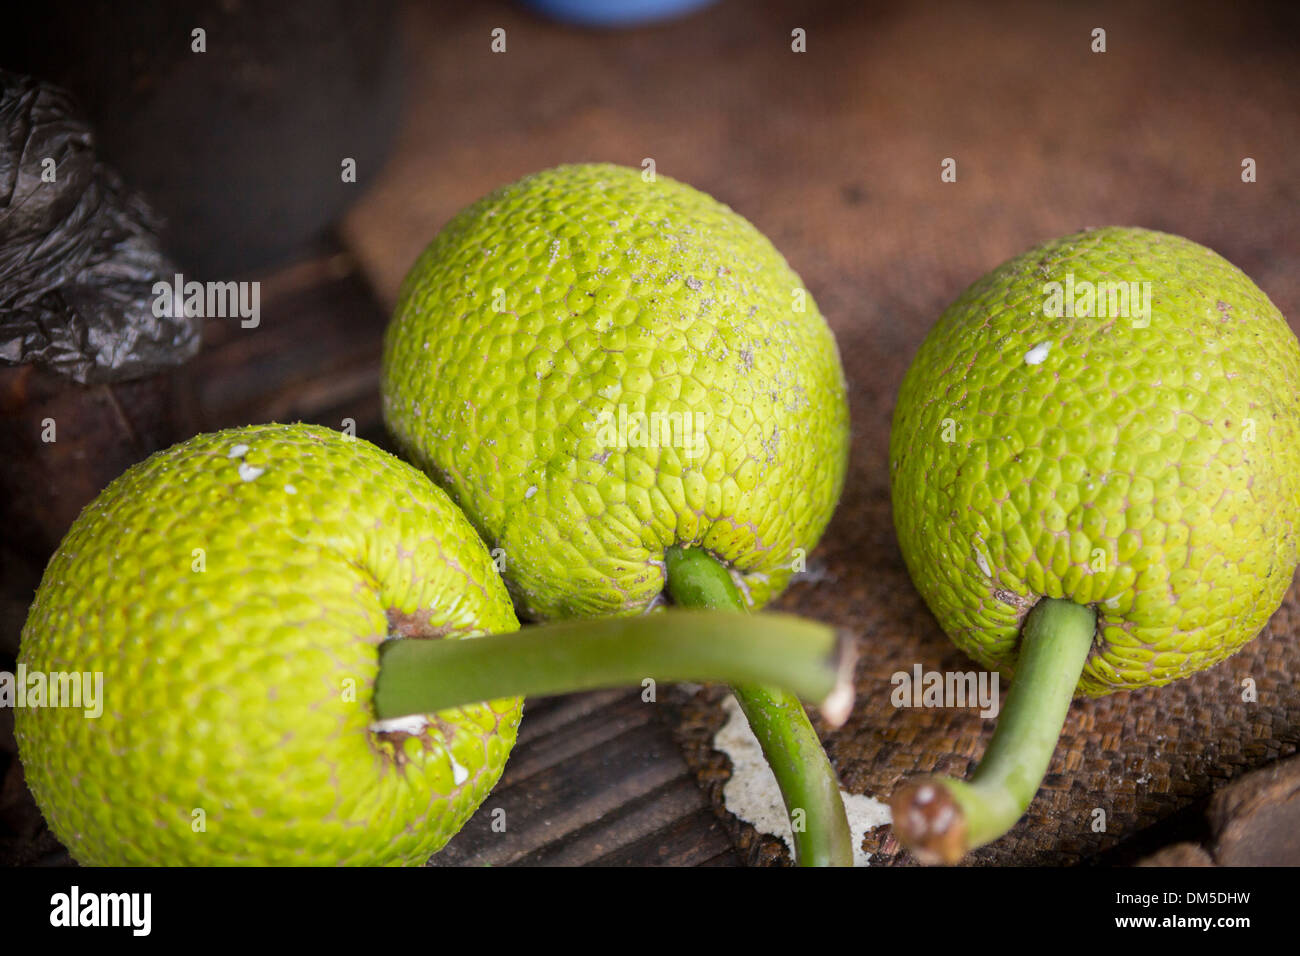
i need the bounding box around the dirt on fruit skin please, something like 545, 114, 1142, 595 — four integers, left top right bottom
385, 607, 458, 640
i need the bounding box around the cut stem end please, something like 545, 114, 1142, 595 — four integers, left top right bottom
889, 778, 969, 865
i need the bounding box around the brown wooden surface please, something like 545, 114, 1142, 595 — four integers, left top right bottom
432, 689, 738, 866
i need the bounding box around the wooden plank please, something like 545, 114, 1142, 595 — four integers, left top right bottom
432, 690, 734, 866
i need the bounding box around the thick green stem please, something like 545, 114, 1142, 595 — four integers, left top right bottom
373, 610, 851, 720
664, 545, 856, 868
890, 597, 1097, 864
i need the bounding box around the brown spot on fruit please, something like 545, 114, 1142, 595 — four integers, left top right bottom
386, 607, 454, 640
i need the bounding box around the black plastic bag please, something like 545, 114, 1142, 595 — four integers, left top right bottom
0, 70, 199, 385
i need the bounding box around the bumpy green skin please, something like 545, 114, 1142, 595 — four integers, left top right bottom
17, 424, 522, 865
892, 227, 1300, 697
382, 164, 850, 618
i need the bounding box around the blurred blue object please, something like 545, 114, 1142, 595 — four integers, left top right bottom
523, 0, 718, 27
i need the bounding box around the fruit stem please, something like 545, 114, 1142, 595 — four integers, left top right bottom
374, 610, 854, 724
663, 545, 856, 868
890, 597, 1097, 863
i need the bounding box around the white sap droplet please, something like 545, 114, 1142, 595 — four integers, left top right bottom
228, 444, 250, 458
712, 696, 890, 866
370, 714, 429, 735
1024, 341, 1052, 365
238, 463, 265, 482
524, 485, 538, 499
448, 753, 470, 786
973, 549, 992, 577
283, 484, 297, 495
